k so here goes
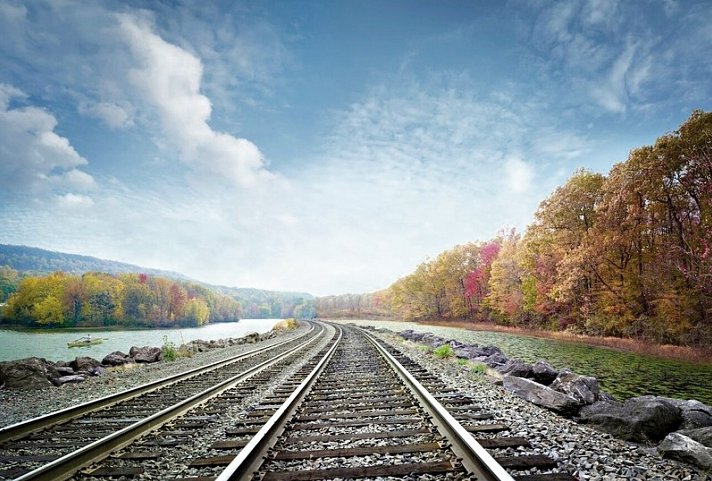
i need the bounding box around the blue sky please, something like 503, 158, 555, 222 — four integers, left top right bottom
1, 0, 711, 295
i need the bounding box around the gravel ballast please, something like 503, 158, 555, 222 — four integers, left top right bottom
0, 323, 312, 429
354, 323, 711, 481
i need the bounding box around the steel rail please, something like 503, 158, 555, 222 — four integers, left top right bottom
11, 323, 326, 481
360, 328, 516, 481
0, 323, 316, 444
215, 325, 343, 481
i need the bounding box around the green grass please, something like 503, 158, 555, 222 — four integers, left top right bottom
456, 357, 487, 374
433, 343, 454, 359
161, 335, 177, 361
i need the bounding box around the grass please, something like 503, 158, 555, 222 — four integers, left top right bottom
161, 335, 193, 361
161, 335, 177, 362
456, 357, 487, 374
433, 343, 454, 359
411, 319, 712, 364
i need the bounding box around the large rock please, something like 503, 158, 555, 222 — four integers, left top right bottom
0, 357, 59, 389
483, 352, 508, 367
496, 359, 534, 378
578, 396, 682, 443
70, 356, 101, 371
658, 432, 712, 469
454, 345, 488, 360
678, 427, 712, 448
503, 374, 581, 416
532, 360, 558, 385
102, 351, 131, 366
550, 369, 599, 406
243, 332, 261, 344
661, 398, 712, 430
52, 374, 86, 386
129, 346, 162, 363
56, 366, 75, 376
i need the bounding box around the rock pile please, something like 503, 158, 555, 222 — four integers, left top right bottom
397, 328, 712, 469
0, 330, 279, 391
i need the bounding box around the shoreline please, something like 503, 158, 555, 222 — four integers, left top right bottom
370, 318, 712, 365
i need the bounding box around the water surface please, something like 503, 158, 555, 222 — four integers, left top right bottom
338, 319, 712, 405
0, 319, 279, 363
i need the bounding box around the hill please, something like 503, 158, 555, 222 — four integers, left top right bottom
0, 244, 189, 280
0, 244, 315, 319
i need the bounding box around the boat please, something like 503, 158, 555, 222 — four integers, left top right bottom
67, 336, 103, 348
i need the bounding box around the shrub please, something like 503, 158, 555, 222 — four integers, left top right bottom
273, 318, 299, 331
162, 335, 177, 362
433, 343, 454, 359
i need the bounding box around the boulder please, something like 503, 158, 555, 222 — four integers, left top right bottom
480, 345, 504, 357
88, 366, 108, 376
496, 359, 534, 378
453, 346, 483, 360
102, 351, 131, 366
56, 366, 75, 376
0, 357, 59, 389
550, 369, 600, 406
402, 330, 425, 342
260, 331, 278, 341
578, 396, 682, 443
52, 374, 86, 386
70, 356, 102, 371
243, 332, 260, 344
661, 398, 712, 430
421, 334, 445, 348
129, 346, 162, 363
503, 374, 581, 416
532, 360, 558, 385
483, 352, 508, 367
678, 427, 712, 448
658, 432, 712, 469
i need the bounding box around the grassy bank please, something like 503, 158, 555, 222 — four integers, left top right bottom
407, 319, 712, 364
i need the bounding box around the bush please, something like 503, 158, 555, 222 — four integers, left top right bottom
433, 343, 454, 359
272, 318, 299, 331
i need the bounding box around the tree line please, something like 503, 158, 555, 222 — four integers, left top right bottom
317, 110, 712, 346
0, 271, 242, 328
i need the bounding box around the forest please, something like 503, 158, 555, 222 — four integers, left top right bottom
0, 271, 242, 328
0, 246, 316, 321
317, 110, 712, 347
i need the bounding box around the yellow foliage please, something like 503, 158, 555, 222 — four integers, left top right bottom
272, 318, 298, 331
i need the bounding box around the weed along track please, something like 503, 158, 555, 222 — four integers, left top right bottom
1, 323, 578, 481
0, 323, 327, 481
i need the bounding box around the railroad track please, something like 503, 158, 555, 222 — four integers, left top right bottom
212, 324, 576, 481
2, 323, 579, 481
0, 322, 327, 481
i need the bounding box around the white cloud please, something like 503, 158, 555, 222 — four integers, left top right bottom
78, 101, 133, 129
0, 83, 95, 198
117, 13, 274, 188
56, 193, 94, 209
504, 156, 535, 193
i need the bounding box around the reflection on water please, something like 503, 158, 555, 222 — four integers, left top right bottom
342, 320, 712, 405
0, 319, 279, 363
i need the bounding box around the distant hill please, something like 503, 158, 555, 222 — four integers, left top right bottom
0, 244, 316, 319
0, 244, 190, 280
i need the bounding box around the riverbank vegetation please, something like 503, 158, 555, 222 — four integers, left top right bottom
0, 272, 242, 328
318, 110, 712, 347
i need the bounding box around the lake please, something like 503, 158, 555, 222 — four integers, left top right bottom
338, 319, 712, 406
0, 319, 280, 363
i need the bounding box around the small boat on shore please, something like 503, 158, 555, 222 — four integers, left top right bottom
67, 336, 103, 348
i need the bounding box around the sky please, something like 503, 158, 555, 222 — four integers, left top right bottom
1, 0, 711, 296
